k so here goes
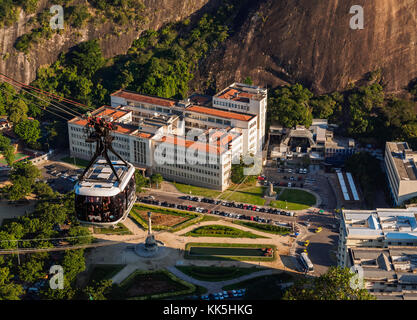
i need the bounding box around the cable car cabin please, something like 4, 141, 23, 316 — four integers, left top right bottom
74, 160, 136, 226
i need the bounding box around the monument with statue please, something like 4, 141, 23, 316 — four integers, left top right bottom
135, 211, 165, 257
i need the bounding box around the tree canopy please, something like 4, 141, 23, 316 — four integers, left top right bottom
268, 84, 313, 128
283, 266, 375, 300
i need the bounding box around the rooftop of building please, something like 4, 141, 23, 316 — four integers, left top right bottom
186, 105, 256, 122
111, 89, 177, 107
69, 106, 156, 139
188, 93, 213, 107
386, 141, 417, 181
343, 208, 417, 239
350, 247, 417, 285
214, 83, 267, 102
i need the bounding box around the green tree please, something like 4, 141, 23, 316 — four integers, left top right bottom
0, 267, 24, 300
310, 95, 337, 119
11, 161, 41, 185
67, 5, 91, 28
62, 249, 86, 283
67, 226, 92, 245
8, 99, 28, 124
347, 83, 384, 136
14, 119, 41, 145
33, 182, 55, 199
135, 170, 148, 192
8, 177, 32, 201
0, 133, 15, 166
82, 279, 112, 300
18, 257, 45, 283
283, 266, 375, 300
150, 173, 163, 188
67, 40, 105, 78
40, 278, 75, 300
9, 161, 41, 200
269, 84, 313, 128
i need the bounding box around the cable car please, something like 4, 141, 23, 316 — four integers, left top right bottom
74, 116, 137, 226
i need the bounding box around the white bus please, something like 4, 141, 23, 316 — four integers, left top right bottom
300, 252, 314, 272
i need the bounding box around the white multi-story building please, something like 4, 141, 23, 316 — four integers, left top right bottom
110, 83, 266, 157
213, 83, 267, 153
68, 105, 243, 191
153, 129, 242, 190
385, 141, 417, 206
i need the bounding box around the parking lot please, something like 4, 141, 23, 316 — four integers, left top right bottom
138, 195, 295, 230
40, 163, 82, 193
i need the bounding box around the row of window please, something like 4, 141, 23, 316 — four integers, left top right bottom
157, 166, 221, 185
185, 115, 231, 126
134, 140, 147, 165
129, 102, 171, 114
214, 99, 250, 112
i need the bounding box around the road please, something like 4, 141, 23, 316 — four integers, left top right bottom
262, 165, 340, 276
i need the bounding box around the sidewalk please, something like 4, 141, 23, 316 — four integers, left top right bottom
166, 266, 282, 294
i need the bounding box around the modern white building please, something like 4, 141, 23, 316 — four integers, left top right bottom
338, 208, 417, 299
385, 141, 417, 206
338, 208, 417, 268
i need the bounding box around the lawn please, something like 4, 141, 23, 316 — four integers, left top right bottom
270, 189, 316, 210
87, 264, 126, 285
233, 221, 291, 235
219, 186, 266, 205
185, 224, 266, 238
185, 242, 276, 261
60, 156, 90, 168
173, 182, 222, 198
173, 182, 266, 206
93, 223, 132, 235
222, 273, 295, 299
176, 266, 264, 282
112, 270, 195, 300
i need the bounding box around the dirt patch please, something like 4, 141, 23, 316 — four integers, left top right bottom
137, 210, 187, 227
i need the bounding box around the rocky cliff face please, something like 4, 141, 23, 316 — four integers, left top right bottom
193, 0, 417, 94
0, 0, 216, 84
